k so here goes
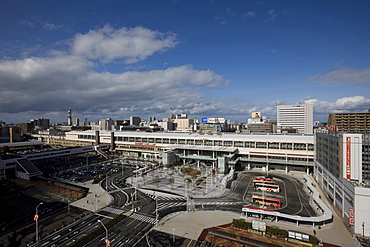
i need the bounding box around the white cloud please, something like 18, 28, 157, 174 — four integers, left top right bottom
308, 67, 370, 86
265, 9, 278, 22
43, 22, 63, 31
243, 11, 257, 18
71, 25, 178, 63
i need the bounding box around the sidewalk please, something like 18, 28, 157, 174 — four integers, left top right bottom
68, 179, 112, 212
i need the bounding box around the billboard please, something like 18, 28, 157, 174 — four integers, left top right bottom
252, 220, 266, 232
252, 112, 261, 118
346, 137, 351, 179
208, 118, 219, 123
349, 209, 354, 225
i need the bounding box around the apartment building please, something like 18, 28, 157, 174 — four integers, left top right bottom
327, 109, 370, 133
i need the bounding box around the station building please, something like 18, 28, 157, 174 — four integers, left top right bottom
314, 129, 370, 237
62, 130, 315, 174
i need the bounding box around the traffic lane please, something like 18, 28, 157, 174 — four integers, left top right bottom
87, 213, 154, 247
36, 213, 105, 247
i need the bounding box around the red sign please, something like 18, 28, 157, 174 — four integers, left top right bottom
349, 209, 354, 225
34, 215, 39, 221
326, 125, 338, 132
135, 143, 156, 146
346, 137, 351, 179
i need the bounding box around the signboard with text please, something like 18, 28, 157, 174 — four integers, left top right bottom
346, 137, 351, 179
349, 209, 354, 225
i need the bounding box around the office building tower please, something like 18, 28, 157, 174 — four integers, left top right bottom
277, 104, 313, 134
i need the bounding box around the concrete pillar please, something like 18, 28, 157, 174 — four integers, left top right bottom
306, 167, 309, 175
247, 163, 251, 170
285, 166, 289, 173
296, 221, 299, 227
95, 130, 100, 145
110, 131, 115, 151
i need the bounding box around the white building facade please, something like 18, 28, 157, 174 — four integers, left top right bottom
314, 130, 370, 237
277, 104, 313, 134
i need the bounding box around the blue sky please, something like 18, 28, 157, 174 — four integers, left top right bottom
1, 0, 370, 124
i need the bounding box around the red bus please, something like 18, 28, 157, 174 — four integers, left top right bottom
254, 183, 280, 193
251, 195, 281, 208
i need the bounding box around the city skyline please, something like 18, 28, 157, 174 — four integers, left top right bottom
1, 0, 370, 124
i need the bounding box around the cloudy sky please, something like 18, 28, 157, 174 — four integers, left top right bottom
1, 0, 370, 124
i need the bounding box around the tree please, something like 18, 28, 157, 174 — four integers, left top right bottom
1, 145, 10, 154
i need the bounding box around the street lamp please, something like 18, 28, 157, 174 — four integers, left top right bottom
97, 220, 110, 247
35, 202, 43, 242
362, 222, 365, 237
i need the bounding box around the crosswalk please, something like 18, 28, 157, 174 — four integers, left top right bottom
158, 202, 186, 211
101, 206, 125, 215
129, 213, 158, 224
144, 193, 185, 201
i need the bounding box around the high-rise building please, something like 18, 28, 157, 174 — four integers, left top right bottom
327, 109, 370, 133
67, 108, 72, 126
277, 104, 313, 134
99, 118, 114, 131
30, 118, 50, 129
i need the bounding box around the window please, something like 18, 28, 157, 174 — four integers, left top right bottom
256, 142, 267, 149
155, 138, 162, 144
234, 141, 244, 147
178, 139, 186, 144
195, 139, 203, 145
294, 143, 306, 150
224, 141, 232, 147
245, 142, 255, 148
281, 143, 292, 150
268, 142, 279, 149
204, 140, 213, 146
187, 139, 194, 145
214, 140, 222, 146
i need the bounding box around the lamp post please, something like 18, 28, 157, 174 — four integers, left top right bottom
98, 220, 109, 247
362, 222, 365, 237
35, 202, 43, 242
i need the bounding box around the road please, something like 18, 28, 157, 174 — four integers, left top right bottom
33, 170, 318, 246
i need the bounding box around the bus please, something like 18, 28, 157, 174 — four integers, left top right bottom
252, 177, 272, 181
254, 183, 280, 193
251, 195, 281, 208
252, 179, 276, 185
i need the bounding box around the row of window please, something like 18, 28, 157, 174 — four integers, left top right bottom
103, 136, 314, 151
